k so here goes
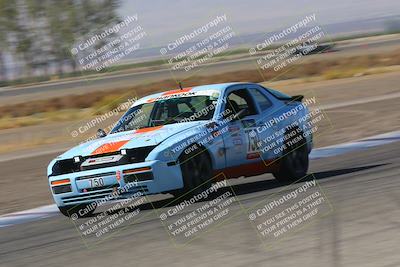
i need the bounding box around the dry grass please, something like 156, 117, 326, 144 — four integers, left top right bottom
0, 136, 67, 154
323, 68, 367, 80
0, 109, 90, 130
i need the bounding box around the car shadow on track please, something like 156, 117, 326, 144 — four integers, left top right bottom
94, 163, 387, 217
226, 164, 388, 197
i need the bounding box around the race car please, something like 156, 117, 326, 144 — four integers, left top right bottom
47, 83, 313, 217
295, 41, 336, 55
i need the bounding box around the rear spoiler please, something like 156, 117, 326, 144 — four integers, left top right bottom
278, 95, 304, 102
291, 95, 304, 102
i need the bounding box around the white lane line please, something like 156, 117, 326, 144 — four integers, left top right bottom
0, 130, 399, 228
0, 146, 71, 163
310, 130, 400, 159
0, 204, 59, 227
317, 91, 400, 111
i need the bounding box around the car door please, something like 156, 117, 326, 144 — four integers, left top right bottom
220, 86, 263, 168
248, 85, 286, 161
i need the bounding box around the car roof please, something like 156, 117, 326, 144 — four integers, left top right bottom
133, 82, 252, 106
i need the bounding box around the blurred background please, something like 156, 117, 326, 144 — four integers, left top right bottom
1, 1, 400, 266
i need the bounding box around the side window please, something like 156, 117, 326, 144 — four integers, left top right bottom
250, 89, 273, 111
224, 89, 257, 117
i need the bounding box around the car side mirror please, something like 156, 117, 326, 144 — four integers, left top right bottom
97, 129, 107, 138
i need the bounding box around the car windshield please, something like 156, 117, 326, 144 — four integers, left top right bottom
111, 95, 216, 133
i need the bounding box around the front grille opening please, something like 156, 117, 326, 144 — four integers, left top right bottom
124, 172, 153, 183
80, 184, 119, 193
61, 185, 149, 204
52, 184, 72, 194
51, 146, 156, 175
123, 146, 155, 163
51, 159, 80, 176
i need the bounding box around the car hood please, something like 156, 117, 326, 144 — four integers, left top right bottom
60, 121, 205, 159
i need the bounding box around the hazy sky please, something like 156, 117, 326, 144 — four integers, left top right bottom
118, 0, 400, 45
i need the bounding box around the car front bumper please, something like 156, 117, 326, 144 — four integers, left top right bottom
48, 160, 183, 207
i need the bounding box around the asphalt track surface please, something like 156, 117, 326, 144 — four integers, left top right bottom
0, 139, 399, 266
1, 36, 399, 105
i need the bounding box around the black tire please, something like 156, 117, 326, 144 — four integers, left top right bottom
58, 202, 96, 218
172, 146, 213, 198
273, 128, 309, 183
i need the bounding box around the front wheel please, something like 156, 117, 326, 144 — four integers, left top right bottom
171, 146, 213, 198
58, 202, 96, 218
273, 129, 309, 183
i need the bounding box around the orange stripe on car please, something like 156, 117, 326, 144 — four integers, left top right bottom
123, 167, 151, 174
91, 126, 162, 155
135, 126, 163, 134
91, 140, 130, 155
51, 179, 71, 186
162, 87, 192, 96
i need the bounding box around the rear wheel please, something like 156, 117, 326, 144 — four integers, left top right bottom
273, 128, 309, 183
58, 202, 96, 218
172, 146, 213, 198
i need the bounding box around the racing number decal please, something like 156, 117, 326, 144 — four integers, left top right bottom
89, 177, 105, 188
246, 129, 261, 159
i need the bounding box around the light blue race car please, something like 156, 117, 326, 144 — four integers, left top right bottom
47, 82, 313, 217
